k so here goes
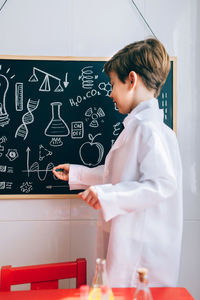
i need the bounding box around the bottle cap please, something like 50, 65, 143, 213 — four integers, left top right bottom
137, 267, 148, 275
137, 267, 148, 283
96, 258, 106, 264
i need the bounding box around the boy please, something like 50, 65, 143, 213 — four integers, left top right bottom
53, 38, 182, 287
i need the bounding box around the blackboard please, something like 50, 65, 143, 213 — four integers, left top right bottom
0, 56, 176, 199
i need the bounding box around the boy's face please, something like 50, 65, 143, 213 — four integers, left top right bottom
109, 71, 135, 114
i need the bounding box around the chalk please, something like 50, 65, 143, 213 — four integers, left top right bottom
55, 168, 65, 172
55, 168, 68, 175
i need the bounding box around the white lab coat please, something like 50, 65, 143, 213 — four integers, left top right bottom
69, 98, 183, 287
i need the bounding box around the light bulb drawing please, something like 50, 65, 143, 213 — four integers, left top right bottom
44, 102, 70, 147
28, 67, 65, 92
0, 74, 10, 127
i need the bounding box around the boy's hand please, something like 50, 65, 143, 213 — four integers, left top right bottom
78, 187, 101, 210
52, 164, 70, 181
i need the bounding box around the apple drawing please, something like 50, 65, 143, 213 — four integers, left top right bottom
79, 133, 104, 166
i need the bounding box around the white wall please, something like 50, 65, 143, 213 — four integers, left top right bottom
0, 0, 199, 298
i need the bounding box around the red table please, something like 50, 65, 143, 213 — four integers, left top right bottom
0, 287, 194, 300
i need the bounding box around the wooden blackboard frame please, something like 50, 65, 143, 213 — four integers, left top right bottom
0, 56, 177, 200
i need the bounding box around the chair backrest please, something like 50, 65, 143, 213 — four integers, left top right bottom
0, 258, 86, 291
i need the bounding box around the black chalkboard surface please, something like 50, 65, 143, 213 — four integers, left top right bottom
0, 56, 176, 199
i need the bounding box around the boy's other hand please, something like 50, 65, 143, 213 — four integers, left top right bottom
52, 164, 70, 181
78, 186, 101, 210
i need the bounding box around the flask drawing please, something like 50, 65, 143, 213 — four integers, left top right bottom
0, 74, 10, 127
45, 102, 70, 147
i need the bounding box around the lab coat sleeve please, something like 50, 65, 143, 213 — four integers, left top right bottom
94, 123, 179, 222
69, 164, 105, 190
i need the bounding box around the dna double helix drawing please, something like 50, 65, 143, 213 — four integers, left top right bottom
15, 98, 40, 140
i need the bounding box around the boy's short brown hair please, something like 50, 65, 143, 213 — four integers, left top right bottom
104, 38, 170, 97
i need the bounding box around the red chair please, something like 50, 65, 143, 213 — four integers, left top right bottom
0, 258, 86, 291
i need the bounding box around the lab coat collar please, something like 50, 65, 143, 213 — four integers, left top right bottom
123, 98, 163, 127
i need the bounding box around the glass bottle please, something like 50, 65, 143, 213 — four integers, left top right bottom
101, 285, 110, 300
133, 268, 153, 300
89, 258, 114, 300
80, 285, 90, 300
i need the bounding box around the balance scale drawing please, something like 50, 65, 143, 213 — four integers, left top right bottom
29, 67, 69, 92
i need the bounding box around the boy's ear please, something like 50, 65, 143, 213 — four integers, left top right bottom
129, 71, 137, 87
